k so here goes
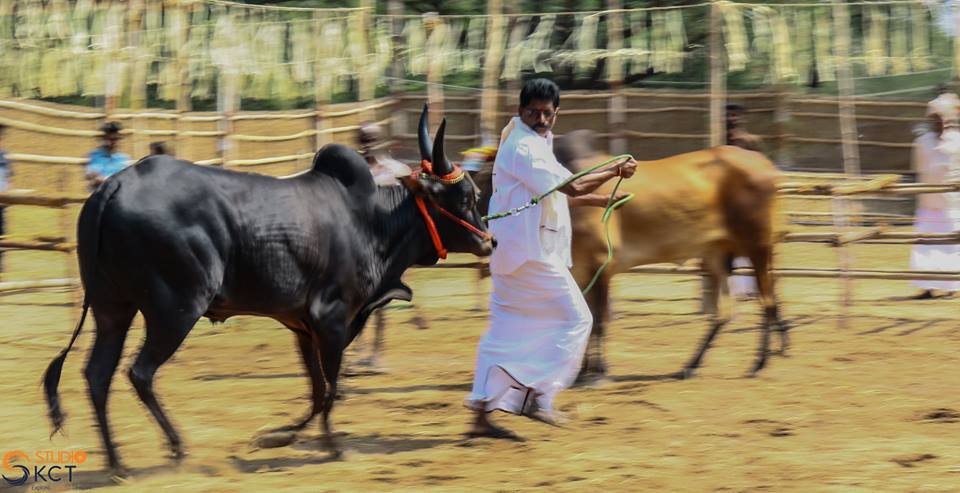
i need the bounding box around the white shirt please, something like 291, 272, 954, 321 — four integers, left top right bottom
369, 155, 411, 186
914, 132, 956, 211
488, 117, 573, 275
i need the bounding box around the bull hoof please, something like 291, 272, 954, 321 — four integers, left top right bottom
677, 368, 697, 380
169, 444, 186, 462
108, 464, 131, 482
747, 363, 766, 377
573, 370, 607, 387
253, 431, 298, 449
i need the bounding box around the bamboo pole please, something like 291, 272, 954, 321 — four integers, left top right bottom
0, 278, 80, 293
0, 192, 88, 207
774, 87, 793, 168
703, 1, 726, 315
217, 29, 240, 166
833, 0, 860, 329
709, 2, 725, 148
481, 0, 504, 141
425, 12, 444, 129
314, 10, 331, 151
57, 169, 81, 315
172, 0, 192, 160
128, 0, 148, 159
358, 0, 375, 121
389, 0, 405, 140
607, 1, 626, 156
419, 263, 960, 282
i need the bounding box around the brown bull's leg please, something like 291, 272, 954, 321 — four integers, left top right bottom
85, 303, 136, 476
681, 256, 731, 379
357, 311, 385, 369
748, 245, 783, 375
575, 272, 610, 385
472, 263, 490, 312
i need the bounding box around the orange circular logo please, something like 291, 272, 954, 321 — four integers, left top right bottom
1, 451, 28, 471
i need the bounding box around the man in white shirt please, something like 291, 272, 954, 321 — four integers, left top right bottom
465, 78, 637, 439
359, 121, 412, 186
910, 90, 960, 298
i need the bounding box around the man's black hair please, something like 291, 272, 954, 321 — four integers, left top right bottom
100, 121, 123, 134
520, 78, 560, 108
726, 103, 746, 113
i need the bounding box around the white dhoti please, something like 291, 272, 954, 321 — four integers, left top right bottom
466, 260, 592, 414
728, 257, 757, 298
911, 207, 960, 292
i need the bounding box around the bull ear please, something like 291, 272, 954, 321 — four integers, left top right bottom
432, 118, 454, 177
418, 104, 433, 164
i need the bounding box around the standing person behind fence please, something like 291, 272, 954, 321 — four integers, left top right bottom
85, 122, 131, 192
465, 78, 637, 439
909, 91, 960, 299
0, 124, 11, 278
725, 103, 764, 300
354, 121, 427, 370
150, 141, 169, 156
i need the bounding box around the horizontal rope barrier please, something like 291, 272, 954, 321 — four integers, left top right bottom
227, 153, 315, 167
0, 100, 103, 119
0, 278, 79, 293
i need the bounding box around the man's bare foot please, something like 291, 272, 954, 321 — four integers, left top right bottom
466, 411, 525, 441
522, 399, 567, 427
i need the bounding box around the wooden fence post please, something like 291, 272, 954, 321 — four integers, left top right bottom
833, 0, 860, 328
388, 0, 405, 141
481, 0, 504, 141
359, 0, 376, 123
314, 10, 331, 151
702, 1, 726, 315
58, 170, 80, 316
171, 0, 192, 160
425, 12, 444, 129
128, 0, 148, 159
607, 1, 626, 156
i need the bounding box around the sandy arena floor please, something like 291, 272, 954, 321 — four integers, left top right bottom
1, 200, 958, 493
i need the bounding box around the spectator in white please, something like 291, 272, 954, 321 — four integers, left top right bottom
0, 124, 10, 277
910, 89, 960, 299
85, 122, 131, 192
354, 121, 425, 371
359, 121, 411, 186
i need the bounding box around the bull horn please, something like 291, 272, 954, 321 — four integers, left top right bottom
432, 118, 454, 177
418, 103, 433, 164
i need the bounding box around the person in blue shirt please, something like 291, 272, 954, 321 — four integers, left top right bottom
85, 122, 131, 192
0, 124, 10, 277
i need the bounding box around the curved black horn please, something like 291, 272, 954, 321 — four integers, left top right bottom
418, 103, 433, 163
432, 118, 454, 177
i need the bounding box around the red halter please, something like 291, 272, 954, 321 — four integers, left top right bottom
412, 160, 492, 259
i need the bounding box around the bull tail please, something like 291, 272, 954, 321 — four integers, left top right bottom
43, 179, 122, 436
43, 303, 89, 436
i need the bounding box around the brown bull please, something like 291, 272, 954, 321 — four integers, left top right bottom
475, 130, 788, 381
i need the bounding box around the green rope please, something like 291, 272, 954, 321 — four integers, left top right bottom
481, 154, 635, 295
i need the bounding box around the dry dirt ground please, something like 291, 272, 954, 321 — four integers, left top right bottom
1, 200, 959, 493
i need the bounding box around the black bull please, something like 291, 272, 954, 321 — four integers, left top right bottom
42, 107, 493, 474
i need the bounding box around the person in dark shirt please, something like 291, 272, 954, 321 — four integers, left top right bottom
0, 124, 10, 277
726, 103, 764, 152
